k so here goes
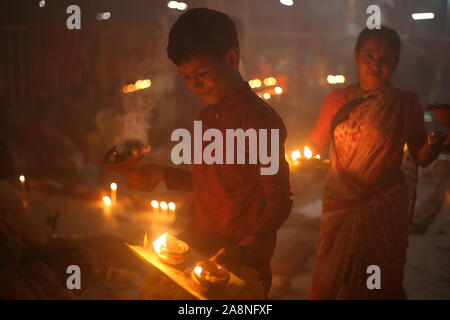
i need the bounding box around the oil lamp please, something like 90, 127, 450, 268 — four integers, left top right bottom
152, 232, 189, 265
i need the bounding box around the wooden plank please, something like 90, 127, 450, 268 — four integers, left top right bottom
127, 244, 246, 300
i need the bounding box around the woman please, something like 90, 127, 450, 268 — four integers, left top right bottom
308, 26, 446, 299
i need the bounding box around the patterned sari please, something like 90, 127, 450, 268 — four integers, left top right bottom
309, 84, 425, 299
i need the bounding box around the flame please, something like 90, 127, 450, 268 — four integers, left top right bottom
19, 175, 25, 182
168, 202, 176, 211
194, 265, 203, 276
291, 150, 301, 162
102, 196, 112, 206
160, 201, 168, 210
263, 93, 271, 100
274, 86, 283, 94
264, 77, 277, 86
153, 232, 168, 253
315, 154, 321, 160
150, 200, 159, 209
304, 146, 312, 159
110, 182, 117, 191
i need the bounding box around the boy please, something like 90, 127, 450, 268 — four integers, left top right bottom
128, 8, 292, 295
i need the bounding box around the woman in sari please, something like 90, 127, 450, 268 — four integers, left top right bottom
308, 26, 446, 299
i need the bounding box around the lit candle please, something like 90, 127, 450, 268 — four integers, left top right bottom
168, 202, 176, 212
110, 182, 117, 206
102, 195, 112, 214
19, 175, 26, 192
150, 200, 159, 211
160, 201, 168, 211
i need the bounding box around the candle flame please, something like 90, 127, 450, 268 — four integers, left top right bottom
19, 175, 25, 182
194, 265, 203, 276
150, 200, 159, 209
168, 202, 176, 211
153, 232, 168, 254
315, 154, 321, 160
102, 196, 112, 206
110, 182, 117, 191
160, 201, 168, 210
274, 86, 283, 94
304, 146, 312, 159
291, 150, 301, 162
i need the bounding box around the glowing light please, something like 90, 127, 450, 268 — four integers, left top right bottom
315, 154, 321, 160
151, 200, 159, 209
264, 77, 277, 86
39, 0, 46, 8
291, 150, 301, 162
412, 12, 435, 20
194, 266, 203, 276
153, 232, 168, 254
96, 12, 111, 20
143, 233, 150, 248
304, 146, 313, 159
177, 2, 188, 10
160, 201, 168, 210
280, 0, 294, 6
274, 86, 283, 94
168, 202, 176, 211
327, 75, 336, 84
102, 196, 112, 206
263, 93, 271, 100
167, 1, 178, 9
249, 79, 262, 88
19, 175, 25, 183
334, 75, 346, 84
110, 182, 117, 191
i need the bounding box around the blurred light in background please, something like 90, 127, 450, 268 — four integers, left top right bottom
280, 0, 294, 7
411, 12, 435, 20
96, 12, 111, 20
168, 1, 188, 11
249, 79, 262, 88
122, 79, 151, 94
327, 74, 346, 84
150, 200, 159, 209
39, 0, 45, 8
160, 201, 168, 210
263, 92, 272, 100
168, 202, 176, 211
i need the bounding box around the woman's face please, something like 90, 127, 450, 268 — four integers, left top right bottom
355, 37, 398, 91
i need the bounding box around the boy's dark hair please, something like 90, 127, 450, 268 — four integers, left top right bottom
355, 25, 401, 63
167, 8, 239, 65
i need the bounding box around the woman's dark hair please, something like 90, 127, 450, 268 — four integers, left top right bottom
355, 25, 401, 63
167, 8, 239, 65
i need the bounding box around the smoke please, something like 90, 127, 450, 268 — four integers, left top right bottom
115, 15, 173, 152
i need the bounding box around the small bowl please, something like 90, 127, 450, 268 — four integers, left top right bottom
156, 240, 190, 265
191, 260, 230, 291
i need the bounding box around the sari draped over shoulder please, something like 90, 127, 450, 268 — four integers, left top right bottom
310, 84, 423, 299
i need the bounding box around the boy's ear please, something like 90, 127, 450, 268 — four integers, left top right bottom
224, 47, 240, 70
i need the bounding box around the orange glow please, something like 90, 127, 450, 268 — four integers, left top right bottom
274, 86, 283, 94
291, 150, 301, 162
264, 77, 277, 86
168, 202, 176, 211
160, 201, 168, 210
263, 93, 271, 100
315, 154, 321, 160
143, 233, 150, 248
102, 196, 112, 206
110, 182, 117, 191
194, 265, 203, 276
150, 200, 159, 209
19, 175, 25, 183
304, 146, 313, 159
152, 232, 168, 254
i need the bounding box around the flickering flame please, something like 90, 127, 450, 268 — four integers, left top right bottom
249, 79, 262, 88
274, 86, 283, 94
263, 93, 271, 100
102, 196, 112, 206
304, 146, 313, 159
160, 201, 168, 210
315, 154, 321, 160
194, 265, 203, 276
291, 150, 301, 162
264, 77, 277, 86
168, 202, 176, 211
150, 200, 159, 209
135, 79, 151, 90
153, 232, 168, 254
110, 182, 117, 191
19, 175, 25, 183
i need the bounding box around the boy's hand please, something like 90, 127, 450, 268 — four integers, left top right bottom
210, 245, 246, 269
127, 164, 166, 191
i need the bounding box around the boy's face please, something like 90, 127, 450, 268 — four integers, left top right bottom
177, 50, 239, 105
